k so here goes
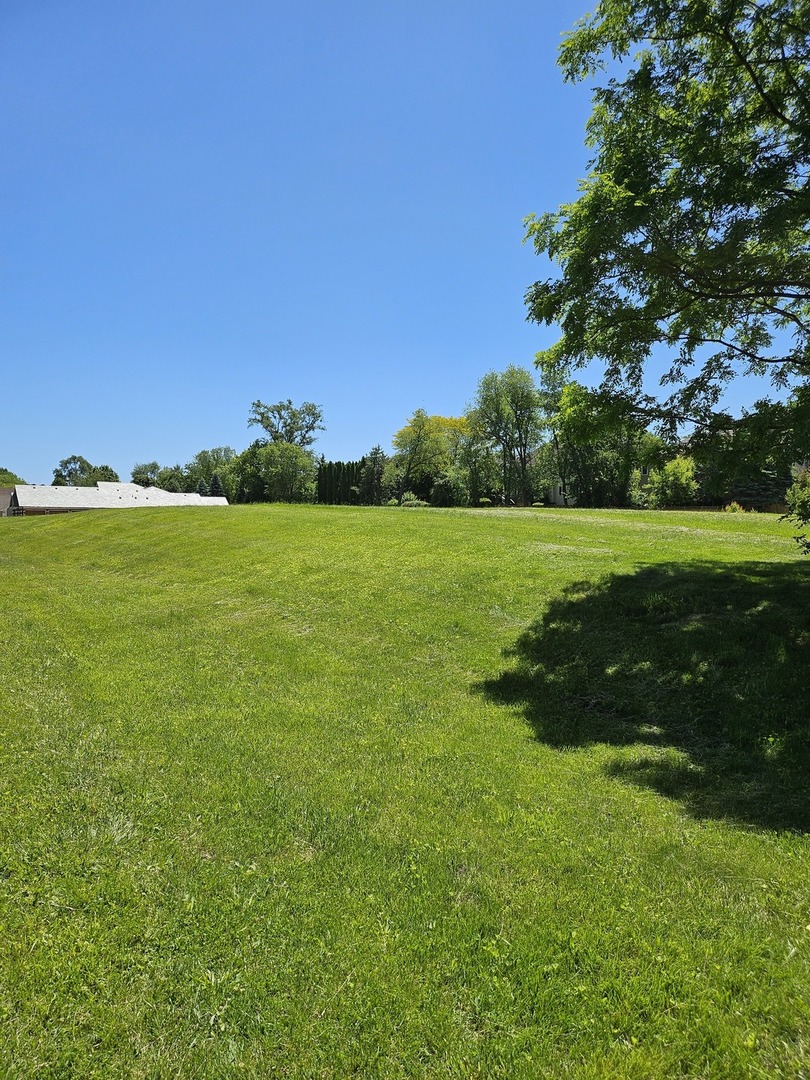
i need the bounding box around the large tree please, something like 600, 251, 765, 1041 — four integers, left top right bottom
524, 0, 810, 439
470, 366, 545, 504
390, 411, 469, 503
248, 399, 325, 447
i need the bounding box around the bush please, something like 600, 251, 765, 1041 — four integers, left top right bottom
628, 468, 650, 509
785, 466, 810, 553
478, 497, 492, 507
724, 501, 745, 513
647, 457, 698, 508
401, 491, 429, 507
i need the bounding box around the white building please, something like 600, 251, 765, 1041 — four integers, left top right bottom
5, 481, 228, 516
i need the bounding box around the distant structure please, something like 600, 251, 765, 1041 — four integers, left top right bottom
5, 481, 228, 516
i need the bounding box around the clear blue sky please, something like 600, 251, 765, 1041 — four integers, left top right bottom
2, 0, 597, 482
0, 0, 768, 484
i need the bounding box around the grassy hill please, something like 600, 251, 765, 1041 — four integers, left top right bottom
1, 505, 808, 1077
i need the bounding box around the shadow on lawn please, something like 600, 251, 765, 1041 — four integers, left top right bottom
477, 561, 810, 832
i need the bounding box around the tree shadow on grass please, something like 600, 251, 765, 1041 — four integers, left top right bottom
476, 561, 810, 832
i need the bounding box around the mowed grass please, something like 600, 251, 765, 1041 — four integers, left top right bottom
0, 505, 808, 1078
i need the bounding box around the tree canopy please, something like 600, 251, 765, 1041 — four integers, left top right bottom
470, 366, 545, 504
52, 456, 120, 487
524, 0, 810, 435
230, 440, 316, 503
538, 379, 665, 506
131, 461, 160, 487
0, 467, 25, 486
391, 411, 470, 502
248, 399, 325, 447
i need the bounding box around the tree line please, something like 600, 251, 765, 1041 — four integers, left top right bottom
5, 1, 810, 544
30, 368, 802, 516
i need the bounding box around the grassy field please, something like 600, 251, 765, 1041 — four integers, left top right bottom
0, 505, 808, 1078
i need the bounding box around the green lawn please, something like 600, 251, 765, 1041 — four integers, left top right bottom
1, 505, 808, 1078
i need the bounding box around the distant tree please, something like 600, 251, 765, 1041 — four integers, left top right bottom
230, 440, 316, 503
209, 472, 225, 498
391, 410, 431, 501
470, 366, 544, 504
227, 443, 263, 503
0, 467, 25, 486
456, 424, 500, 505
540, 381, 661, 507
196, 478, 210, 497
52, 456, 120, 487
155, 465, 184, 493
391, 412, 470, 503
429, 466, 471, 507
184, 447, 236, 491
358, 446, 388, 505
262, 443, 316, 502
131, 448, 237, 496
52, 455, 92, 486
392, 411, 439, 501
248, 399, 324, 447
317, 459, 365, 504
690, 388, 809, 508
381, 459, 404, 504
93, 465, 119, 483
316, 457, 332, 504
131, 461, 160, 487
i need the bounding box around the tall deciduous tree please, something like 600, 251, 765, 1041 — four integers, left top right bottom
470, 366, 544, 504
525, 0, 810, 438
248, 399, 325, 447
456, 425, 500, 506
391, 412, 470, 503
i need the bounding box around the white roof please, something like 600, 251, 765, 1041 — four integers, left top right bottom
14, 482, 229, 510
